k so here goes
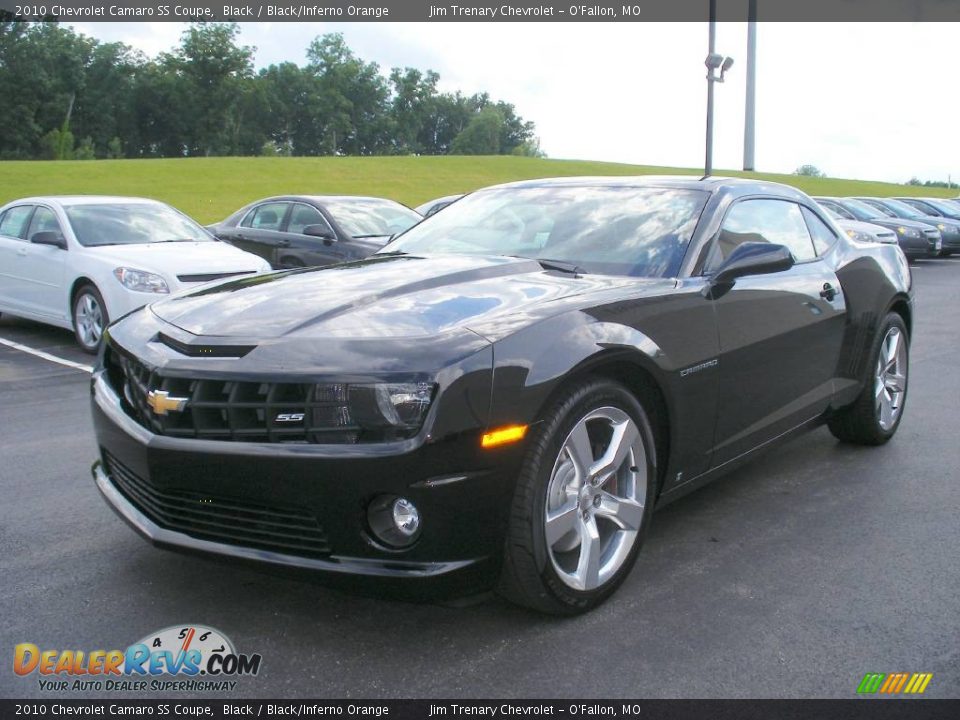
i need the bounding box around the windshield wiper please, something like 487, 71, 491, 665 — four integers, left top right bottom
536, 258, 585, 276
153, 238, 198, 243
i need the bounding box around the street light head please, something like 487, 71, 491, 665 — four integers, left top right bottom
721, 56, 735, 72
705, 53, 724, 70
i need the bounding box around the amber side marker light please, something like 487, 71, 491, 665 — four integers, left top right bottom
481, 424, 528, 448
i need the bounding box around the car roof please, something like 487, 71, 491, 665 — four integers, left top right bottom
10, 195, 164, 207
255, 195, 403, 204
482, 175, 812, 201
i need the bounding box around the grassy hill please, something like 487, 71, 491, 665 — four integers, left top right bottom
0, 155, 954, 224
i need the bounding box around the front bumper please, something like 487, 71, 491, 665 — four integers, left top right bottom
90, 371, 525, 598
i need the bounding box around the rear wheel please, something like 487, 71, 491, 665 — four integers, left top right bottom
498, 378, 657, 615
828, 312, 908, 445
72, 284, 109, 354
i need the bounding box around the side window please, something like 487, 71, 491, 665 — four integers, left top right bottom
26, 207, 65, 242
287, 203, 331, 236
824, 201, 855, 221
0, 206, 34, 240
241, 202, 288, 231
709, 199, 816, 270
801, 206, 838, 256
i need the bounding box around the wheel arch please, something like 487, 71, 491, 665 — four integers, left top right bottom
887, 294, 912, 338
69, 276, 99, 319
524, 348, 674, 497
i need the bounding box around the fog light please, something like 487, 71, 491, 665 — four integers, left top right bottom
367, 495, 421, 548
392, 498, 420, 536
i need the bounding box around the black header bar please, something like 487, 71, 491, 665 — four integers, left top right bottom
1, 0, 959, 23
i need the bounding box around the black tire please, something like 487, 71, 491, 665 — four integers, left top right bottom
828, 312, 909, 445
72, 284, 109, 354
280, 257, 305, 269
498, 378, 658, 615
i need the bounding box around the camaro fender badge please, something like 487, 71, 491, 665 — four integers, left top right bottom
679, 359, 719, 377
146, 389, 189, 416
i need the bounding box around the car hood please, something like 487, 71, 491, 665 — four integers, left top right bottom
84, 241, 267, 276
351, 236, 392, 252
836, 219, 897, 239
150, 254, 671, 341
862, 217, 937, 232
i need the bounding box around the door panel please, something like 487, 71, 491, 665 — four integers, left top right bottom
276, 203, 344, 268
225, 202, 291, 265
0, 205, 36, 311
707, 199, 846, 465
18, 207, 68, 318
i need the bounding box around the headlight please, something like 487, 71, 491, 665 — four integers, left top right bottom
845, 229, 873, 243
896, 226, 920, 238
113, 267, 169, 294
307, 382, 436, 440
349, 382, 435, 433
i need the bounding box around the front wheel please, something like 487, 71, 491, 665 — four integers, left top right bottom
72, 284, 109, 354
828, 312, 909, 445
498, 378, 657, 615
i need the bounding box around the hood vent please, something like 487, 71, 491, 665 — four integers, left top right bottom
157, 333, 255, 358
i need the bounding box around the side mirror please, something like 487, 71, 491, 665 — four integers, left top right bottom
708, 241, 793, 292
303, 224, 335, 241
31, 231, 67, 250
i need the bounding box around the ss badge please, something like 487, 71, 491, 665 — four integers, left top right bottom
275, 412, 305, 423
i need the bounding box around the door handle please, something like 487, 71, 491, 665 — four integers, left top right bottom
235, 233, 247, 240
819, 283, 838, 301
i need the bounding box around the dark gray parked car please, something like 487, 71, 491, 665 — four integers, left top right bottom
208, 195, 422, 269
854, 197, 959, 257
813, 197, 939, 260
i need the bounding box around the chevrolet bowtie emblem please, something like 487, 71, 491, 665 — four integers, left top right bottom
146, 389, 189, 416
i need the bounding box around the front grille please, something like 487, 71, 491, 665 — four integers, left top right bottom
103, 451, 332, 558
105, 344, 360, 444
177, 271, 255, 283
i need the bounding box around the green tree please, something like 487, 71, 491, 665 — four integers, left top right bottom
794, 164, 826, 178
307, 33, 391, 155
451, 107, 504, 155
389, 67, 440, 154
166, 23, 255, 156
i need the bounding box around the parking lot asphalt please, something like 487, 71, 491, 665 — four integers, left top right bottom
1, 258, 958, 700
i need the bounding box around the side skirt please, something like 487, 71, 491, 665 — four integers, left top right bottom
655, 414, 826, 509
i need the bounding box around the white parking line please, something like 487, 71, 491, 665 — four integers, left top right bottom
0, 336, 93, 374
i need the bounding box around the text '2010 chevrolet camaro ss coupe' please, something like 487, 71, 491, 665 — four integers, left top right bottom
90, 177, 913, 614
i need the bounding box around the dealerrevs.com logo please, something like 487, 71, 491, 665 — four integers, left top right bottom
13, 625, 262, 693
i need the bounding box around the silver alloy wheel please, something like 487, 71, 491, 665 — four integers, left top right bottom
875, 326, 907, 431
544, 406, 647, 591
75, 292, 104, 350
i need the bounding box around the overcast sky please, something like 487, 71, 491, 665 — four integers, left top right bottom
68, 18, 959, 184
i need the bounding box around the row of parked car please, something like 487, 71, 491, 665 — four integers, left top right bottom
0, 193, 423, 352
814, 195, 960, 259
0, 187, 956, 353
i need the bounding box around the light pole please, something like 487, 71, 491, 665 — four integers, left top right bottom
743, 0, 757, 171
704, 0, 734, 177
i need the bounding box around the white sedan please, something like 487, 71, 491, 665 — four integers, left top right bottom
0, 196, 271, 352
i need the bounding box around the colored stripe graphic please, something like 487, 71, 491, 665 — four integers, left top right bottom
858, 672, 932, 694
857, 673, 886, 693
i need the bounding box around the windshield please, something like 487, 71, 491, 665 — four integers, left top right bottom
818, 202, 852, 221
842, 199, 889, 221
323, 198, 421, 238
875, 198, 923, 218
923, 199, 959, 216
65, 203, 212, 247
384, 186, 709, 278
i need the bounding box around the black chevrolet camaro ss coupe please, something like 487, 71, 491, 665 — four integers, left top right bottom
90, 177, 912, 614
